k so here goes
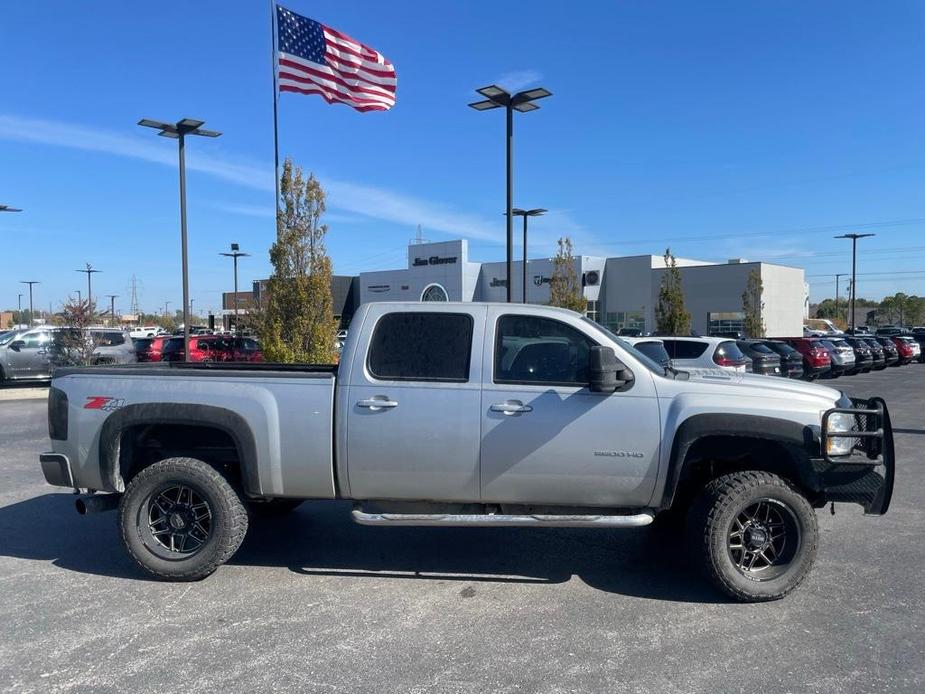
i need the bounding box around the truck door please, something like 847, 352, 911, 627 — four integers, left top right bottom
344, 306, 485, 501
479, 309, 661, 507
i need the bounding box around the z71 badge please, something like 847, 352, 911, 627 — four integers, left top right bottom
83, 396, 126, 411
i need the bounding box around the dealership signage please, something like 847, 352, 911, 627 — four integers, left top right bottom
413, 255, 457, 267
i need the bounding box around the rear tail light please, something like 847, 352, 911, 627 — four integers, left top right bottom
713, 355, 746, 367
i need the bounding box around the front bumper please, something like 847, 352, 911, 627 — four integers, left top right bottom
817, 397, 895, 515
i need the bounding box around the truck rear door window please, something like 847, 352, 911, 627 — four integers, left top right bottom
368, 312, 473, 382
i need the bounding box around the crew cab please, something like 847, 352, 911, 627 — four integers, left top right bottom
39, 303, 895, 602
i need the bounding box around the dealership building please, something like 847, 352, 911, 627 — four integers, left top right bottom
233, 238, 807, 336
352, 239, 806, 336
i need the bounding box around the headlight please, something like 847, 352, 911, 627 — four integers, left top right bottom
826, 411, 857, 456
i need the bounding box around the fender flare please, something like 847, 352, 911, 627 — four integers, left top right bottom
659, 413, 819, 509
98, 403, 261, 495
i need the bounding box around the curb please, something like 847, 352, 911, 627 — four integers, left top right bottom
0, 387, 48, 401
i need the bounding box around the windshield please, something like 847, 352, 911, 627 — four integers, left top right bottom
579, 317, 667, 375
0, 331, 18, 346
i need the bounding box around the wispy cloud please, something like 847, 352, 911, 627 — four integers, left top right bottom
0, 113, 500, 240
493, 69, 543, 93
208, 201, 366, 225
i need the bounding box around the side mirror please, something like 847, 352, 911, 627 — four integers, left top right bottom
9, 340, 24, 352
589, 345, 633, 393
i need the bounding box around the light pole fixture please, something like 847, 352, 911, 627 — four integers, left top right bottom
469, 85, 551, 302
510, 208, 547, 303
106, 294, 119, 326
834, 233, 875, 332
220, 243, 250, 332
75, 290, 82, 304
75, 263, 101, 321
189, 298, 195, 322
139, 117, 222, 360
0, 205, 22, 212
164, 301, 171, 323
19, 281, 38, 327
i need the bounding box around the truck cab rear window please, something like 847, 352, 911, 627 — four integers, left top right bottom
368, 312, 472, 382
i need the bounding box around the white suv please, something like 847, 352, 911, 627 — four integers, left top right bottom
659, 336, 750, 375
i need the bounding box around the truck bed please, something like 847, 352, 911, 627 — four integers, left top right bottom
49, 363, 337, 499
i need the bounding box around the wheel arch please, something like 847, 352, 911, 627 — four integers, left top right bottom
98, 403, 261, 495
660, 413, 820, 511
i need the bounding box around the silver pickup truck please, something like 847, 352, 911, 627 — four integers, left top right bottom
39, 302, 895, 601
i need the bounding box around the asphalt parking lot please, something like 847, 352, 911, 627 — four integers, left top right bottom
1, 367, 923, 693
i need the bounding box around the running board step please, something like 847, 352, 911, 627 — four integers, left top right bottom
351, 509, 654, 528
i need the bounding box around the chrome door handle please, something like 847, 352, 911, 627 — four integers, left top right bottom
357, 398, 398, 409
490, 402, 533, 414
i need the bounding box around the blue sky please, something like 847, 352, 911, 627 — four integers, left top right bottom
2, 0, 923, 316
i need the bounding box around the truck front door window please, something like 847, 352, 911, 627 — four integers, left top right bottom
494, 315, 593, 386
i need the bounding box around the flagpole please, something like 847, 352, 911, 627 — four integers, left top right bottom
270, 0, 280, 210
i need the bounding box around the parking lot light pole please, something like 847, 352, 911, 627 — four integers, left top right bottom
510, 208, 547, 303
106, 295, 118, 327
139, 118, 222, 360
76, 264, 100, 322
220, 243, 250, 332
835, 233, 875, 332
469, 85, 551, 302
19, 281, 38, 327
834, 273, 847, 325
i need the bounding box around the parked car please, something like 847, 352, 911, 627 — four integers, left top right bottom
912, 328, 925, 363
776, 337, 831, 380
817, 339, 855, 378
89, 329, 136, 365
227, 337, 264, 363
873, 337, 900, 367
161, 336, 215, 362
134, 335, 171, 363
0, 327, 54, 382
129, 326, 166, 339
41, 302, 896, 602
843, 337, 874, 373
875, 326, 906, 337
623, 337, 671, 370
659, 336, 749, 375
890, 336, 917, 365
759, 340, 804, 379
736, 340, 782, 376
861, 338, 887, 370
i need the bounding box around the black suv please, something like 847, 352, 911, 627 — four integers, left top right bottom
736, 340, 783, 376
843, 337, 873, 373
759, 340, 804, 379
862, 338, 887, 370
874, 336, 900, 367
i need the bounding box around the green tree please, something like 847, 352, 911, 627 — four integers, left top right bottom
741, 268, 765, 337
259, 158, 338, 363
655, 248, 691, 335
549, 237, 586, 313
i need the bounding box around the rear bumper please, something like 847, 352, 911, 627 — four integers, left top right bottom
40, 452, 75, 489
817, 397, 895, 515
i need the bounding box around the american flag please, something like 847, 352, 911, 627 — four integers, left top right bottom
275, 5, 396, 112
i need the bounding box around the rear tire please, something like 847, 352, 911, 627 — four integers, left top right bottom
687, 471, 818, 602
119, 457, 248, 581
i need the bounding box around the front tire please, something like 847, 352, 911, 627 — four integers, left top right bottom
687, 471, 818, 602
119, 457, 249, 581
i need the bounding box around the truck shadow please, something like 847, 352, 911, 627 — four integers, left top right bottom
0, 495, 726, 603
235, 501, 727, 604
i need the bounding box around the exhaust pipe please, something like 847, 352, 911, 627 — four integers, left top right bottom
75, 493, 121, 515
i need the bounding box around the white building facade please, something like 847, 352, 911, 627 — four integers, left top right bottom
356, 240, 805, 336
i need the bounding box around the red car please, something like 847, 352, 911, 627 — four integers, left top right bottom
891, 336, 916, 365
161, 335, 263, 363
134, 335, 171, 362
774, 337, 831, 380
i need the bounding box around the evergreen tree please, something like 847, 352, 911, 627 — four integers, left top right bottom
259, 158, 338, 364
549, 237, 586, 313
655, 248, 691, 335
742, 268, 765, 337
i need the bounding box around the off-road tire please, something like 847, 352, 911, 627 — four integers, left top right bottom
687, 471, 818, 602
247, 498, 304, 518
119, 457, 248, 581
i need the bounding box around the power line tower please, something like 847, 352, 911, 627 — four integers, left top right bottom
129, 274, 140, 317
